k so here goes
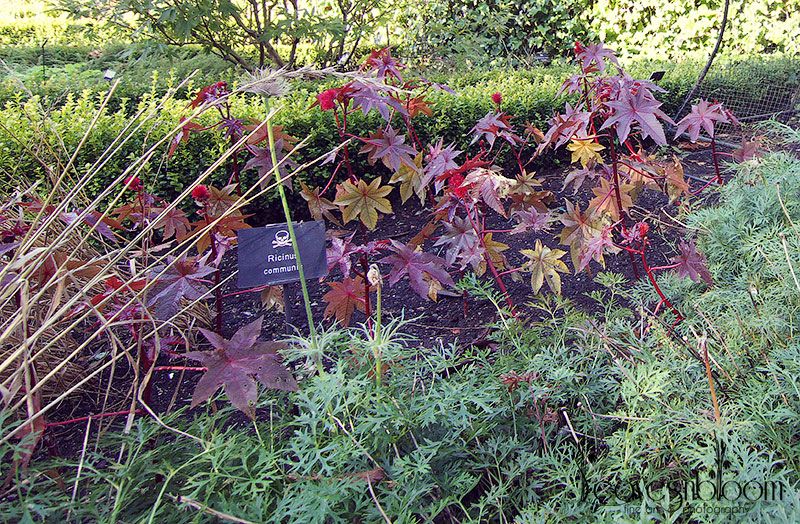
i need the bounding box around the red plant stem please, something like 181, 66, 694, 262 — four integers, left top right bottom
498, 267, 524, 277
484, 228, 515, 234
320, 159, 344, 196
623, 139, 638, 157
690, 177, 719, 196
153, 366, 207, 372
463, 203, 515, 311
621, 243, 683, 324
403, 101, 424, 151
617, 160, 656, 181
360, 253, 372, 320
224, 284, 271, 298
511, 147, 525, 177
609, 138, 640, 280
608, 139, 626, 220
649, 263, 680, 272
710, 136, 722, 184
642, 251, 681, 321
203, 204, 223, 333
230, 138, 242, 196
334, 107, 357, 182
46, 409, 143, 428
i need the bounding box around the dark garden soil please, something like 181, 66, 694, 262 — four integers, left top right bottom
220, 146, 727, 347
41, 143, 734, 458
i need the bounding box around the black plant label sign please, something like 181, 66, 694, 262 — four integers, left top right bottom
237, 221, 328, 288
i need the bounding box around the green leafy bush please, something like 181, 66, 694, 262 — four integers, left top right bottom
399, 0, 591, 67
587, 0, 800, 59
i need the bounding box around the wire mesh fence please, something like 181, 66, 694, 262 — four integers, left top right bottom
691, 57, 800, 121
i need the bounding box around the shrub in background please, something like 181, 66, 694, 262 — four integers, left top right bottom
587, 0, 800, 59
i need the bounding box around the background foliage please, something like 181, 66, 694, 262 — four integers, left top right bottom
587, 0, 800, 59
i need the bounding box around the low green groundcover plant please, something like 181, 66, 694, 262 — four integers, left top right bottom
3, 255, 800, 521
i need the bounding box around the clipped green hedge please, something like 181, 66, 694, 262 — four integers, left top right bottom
2, 56, 797, 216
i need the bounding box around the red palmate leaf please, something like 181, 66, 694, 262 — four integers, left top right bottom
326, 234, 355, 276
732, 138, 762, 162
154, 206, 191, 240
576, 42, 619, 73
433, 216, 479, 266
671, 240, 713, 285
148, 255, 216, 319
601, 89, 671, 145
674, 100, 729, 142
470, 112, 520, 149
168, 119, 204, 157
300, 182, 340, 224
350, 81, 407, 122
360, 127, 418, 172
323, 276, 368, 326
511, 208, 553, 234
364, 47, 404, 81
562, 163, 599, 194
184, 317, 297, 419
538, 103, 591, 152
424, 139, 461, 190
379, 240, 454, 300
577, 225, 619, 272
462, 167, 513, 217
244, 140, 298, 189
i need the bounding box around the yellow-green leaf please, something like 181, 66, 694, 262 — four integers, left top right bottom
520, 239, 569, 294
334, 178, 393, 230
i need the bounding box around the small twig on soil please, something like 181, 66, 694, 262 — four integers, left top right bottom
168, 494, 256, 524
367, 477, 393, 524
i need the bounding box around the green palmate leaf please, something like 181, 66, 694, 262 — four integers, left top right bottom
334, 178, 393, 230
389, 153, 426, 204
520, 239, 569, 295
